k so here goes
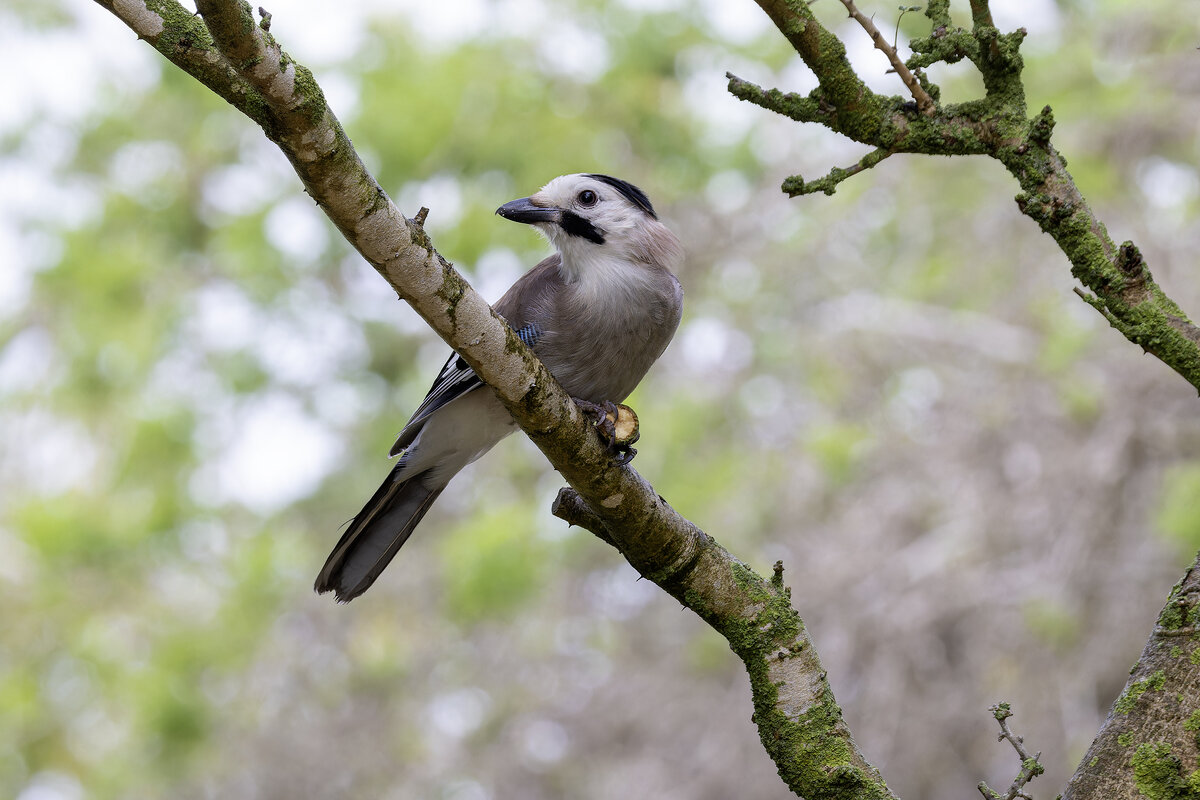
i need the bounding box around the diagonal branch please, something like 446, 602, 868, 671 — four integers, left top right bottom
836, 0, 935, 114
95, 1, 897, 797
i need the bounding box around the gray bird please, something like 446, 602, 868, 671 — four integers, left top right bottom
315, 174, 684, 602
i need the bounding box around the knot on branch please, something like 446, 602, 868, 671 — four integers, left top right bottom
1014, 190, 1073, 232
1116, 241, 1144, 278
1115, 241, 1152, 305
551, 487, 615, 545
1029, 105, 1055, 143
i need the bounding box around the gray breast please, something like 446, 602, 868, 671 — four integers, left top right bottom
539, 272, 683, 403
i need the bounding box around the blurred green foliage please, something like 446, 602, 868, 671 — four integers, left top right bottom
1157, 463, 1200, 561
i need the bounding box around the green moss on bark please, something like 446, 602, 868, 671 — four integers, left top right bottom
705, 561, 892, 800
1131, 742, 1200, 800
1116, 670, 1167, 715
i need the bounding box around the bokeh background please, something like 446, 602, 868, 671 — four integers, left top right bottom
4, 0, 1200, 798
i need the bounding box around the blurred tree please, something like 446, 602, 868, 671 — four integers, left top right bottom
2, 1, 1199, 799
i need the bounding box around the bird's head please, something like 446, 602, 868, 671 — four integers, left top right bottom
496, 173, 681, 280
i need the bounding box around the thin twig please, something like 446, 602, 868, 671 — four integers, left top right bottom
893, 5, 921, 51
837, 0, 935, 115
977, 703, 1045, 800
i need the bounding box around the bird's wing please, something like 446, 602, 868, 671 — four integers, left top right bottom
388, 256, 562, 457
389, 352, 484, 456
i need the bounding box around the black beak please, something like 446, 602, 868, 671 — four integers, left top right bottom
495, 197, 561, 225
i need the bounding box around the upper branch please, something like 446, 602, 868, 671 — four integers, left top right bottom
750, 0, 893, 143
740, 0, 1200, 392
91, 0, 274, 130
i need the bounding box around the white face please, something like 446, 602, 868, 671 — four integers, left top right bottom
496, 173, 682, 282
529, 174, 652, 253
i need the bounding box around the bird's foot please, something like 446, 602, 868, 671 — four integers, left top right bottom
573, 399, 640, 465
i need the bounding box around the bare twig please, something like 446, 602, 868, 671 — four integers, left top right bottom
978, 704, 1045, 800
893, 5, 922, 52
837, 0, 935, 114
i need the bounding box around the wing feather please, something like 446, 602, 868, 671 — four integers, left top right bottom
388, 254, 563, 458
389, 353, 484, 456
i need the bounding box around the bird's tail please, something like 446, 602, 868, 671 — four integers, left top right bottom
314, 468, 444, 602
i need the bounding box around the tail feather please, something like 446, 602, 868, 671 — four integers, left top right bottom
315, 469, 444, 602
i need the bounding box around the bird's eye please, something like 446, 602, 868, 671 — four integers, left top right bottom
578, 189, 598, 207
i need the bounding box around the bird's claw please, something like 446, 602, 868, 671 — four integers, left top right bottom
573, 399, 640, 464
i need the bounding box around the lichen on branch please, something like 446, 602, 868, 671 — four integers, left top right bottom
737, 0, 1200, 392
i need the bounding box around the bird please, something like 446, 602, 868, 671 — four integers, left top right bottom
315, 174, 684, 602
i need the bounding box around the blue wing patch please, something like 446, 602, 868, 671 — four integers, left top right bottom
516, 322, 543, 348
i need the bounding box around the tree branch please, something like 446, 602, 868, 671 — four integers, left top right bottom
781, 147, 893, 197
95, 1, 896, 796
738, 1, 1200, 392
733, 1, 1200, 796
1063, 553, 1200, 800
836, 0, 935, 115
978, 704, 1045, 800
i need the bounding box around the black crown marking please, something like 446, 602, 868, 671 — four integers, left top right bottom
584, 174, 657, 219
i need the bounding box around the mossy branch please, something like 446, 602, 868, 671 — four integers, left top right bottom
95, 1, 896, 796
739, 0, 1200, 393
782, 148, 893, 197
1062, 553, 1200, 800
554, 488, 895, 800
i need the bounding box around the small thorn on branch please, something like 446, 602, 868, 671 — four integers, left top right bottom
413, 207, 430, 226
837, 0, 935, 115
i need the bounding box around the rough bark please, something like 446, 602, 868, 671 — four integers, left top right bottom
1064, 554, 1200, 800
94, 1, 895, 796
